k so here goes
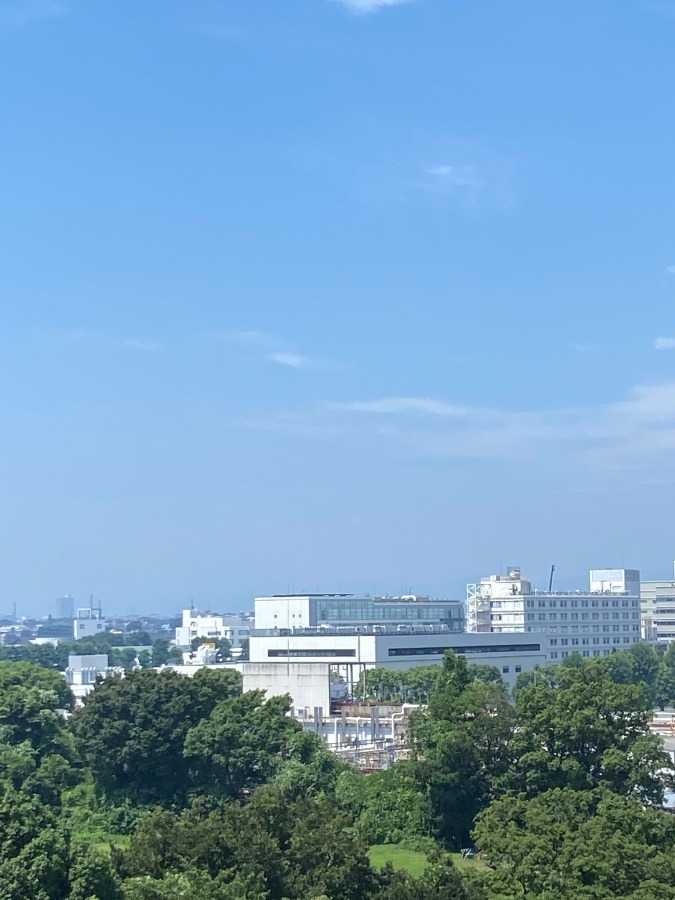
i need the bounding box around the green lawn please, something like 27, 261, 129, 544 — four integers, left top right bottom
368, 845, 428, 877
450, 851, 487, 873
369, 845, 487, 879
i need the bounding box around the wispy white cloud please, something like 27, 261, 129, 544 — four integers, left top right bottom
329, 397, 471, 416
317, 382, 675, 470
213, 330, 278, 349
426, 165, 487, 189
122, 339, 162, 352
330, 0, 413, 13
212, 329, 324, 370
0, 0, 66, 26
655, 337, 675, 350
270, 352, 315, 369
667, 265, 675, 274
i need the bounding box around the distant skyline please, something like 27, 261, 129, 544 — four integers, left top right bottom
2, 1, 675, 615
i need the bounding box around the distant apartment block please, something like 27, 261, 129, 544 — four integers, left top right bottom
467, 566, 641, 660
56, 594, 74, 619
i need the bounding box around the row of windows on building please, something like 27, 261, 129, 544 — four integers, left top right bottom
548, 636, 638, 646
524, 598, 639, 609
526, 612, 639, 621
317, 604, 463, 621
526, 625, 638, 633
550, 649, 619, 658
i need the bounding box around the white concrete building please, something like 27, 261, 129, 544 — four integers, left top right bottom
641, 564, 675, 643
64, 654, 116, 704
254, 593, 465, 632
74, 607, 107, 639
467, 567, 641, 660
175, 609, 250, 650
243, 628, 546, 712
590, 568, 641, 595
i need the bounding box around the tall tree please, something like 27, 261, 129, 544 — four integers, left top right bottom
502, 661, 670, 802
71, 668, 241, 805
412, 651, 515, 848
475, 788, 675, 900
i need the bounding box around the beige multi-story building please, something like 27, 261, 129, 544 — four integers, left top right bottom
467, 567, 642, 661
641, 566, 675, 644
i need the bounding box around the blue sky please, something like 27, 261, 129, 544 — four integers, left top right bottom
2, 0, 675, 615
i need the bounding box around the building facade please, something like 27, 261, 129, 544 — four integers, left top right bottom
244, 628, 546, 711
641, 565, 675, 643
74, 607, 107, 639
467, 567, 641, 660
254, 593, 465, 632
174, 609, 250, 650
56, 595, 74, 619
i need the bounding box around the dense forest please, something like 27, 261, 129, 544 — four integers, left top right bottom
3, 642, 675, 899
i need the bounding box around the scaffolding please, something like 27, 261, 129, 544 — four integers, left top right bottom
466, 583, 492, 633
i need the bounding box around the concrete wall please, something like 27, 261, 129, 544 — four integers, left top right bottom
254, 597, 313, 630
242, 662, 330, 711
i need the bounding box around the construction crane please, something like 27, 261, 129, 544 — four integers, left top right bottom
548, 565, 555, 592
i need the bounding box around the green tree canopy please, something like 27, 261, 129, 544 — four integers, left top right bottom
71, 668, 242, 806
502, 661, 670, 802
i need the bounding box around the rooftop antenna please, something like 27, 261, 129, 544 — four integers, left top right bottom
548, 565, 556, 593
12, 601, 16, 622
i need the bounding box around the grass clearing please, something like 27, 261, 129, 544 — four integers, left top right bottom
368, 845, 428, 877
369, 845, 488, 880
450, 851, 488, 873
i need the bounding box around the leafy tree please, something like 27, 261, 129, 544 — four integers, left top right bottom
412, 652, 514, 848
656, 643, 675, 709
71, 668, 241, 805
0, 660, 72, 710
502, 661, 671, 802
184, 691, 302, 800
336, 762, 432, 845
151, 639, 171, 666
0, 785, 71, 899
475, 788, 675, 900
283, 799, 378, 900
68, 845, 124, 900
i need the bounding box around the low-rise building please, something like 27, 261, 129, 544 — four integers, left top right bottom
73, 607, 107, 639
64, 654, 116, 703
174, 609, 250, 650
243, 627, 545, 712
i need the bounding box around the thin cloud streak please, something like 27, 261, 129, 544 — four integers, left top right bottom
318, 382, 675, 470
210, 329, 324, 370
122, 339, 162, 352
329, 397, 472, 416
270, 352, 315, 369
655, 337, 675, 350
0, 0, 66, 26
330, 0, 413, 13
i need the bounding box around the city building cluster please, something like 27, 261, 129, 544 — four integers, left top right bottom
7, 559, 675, 724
